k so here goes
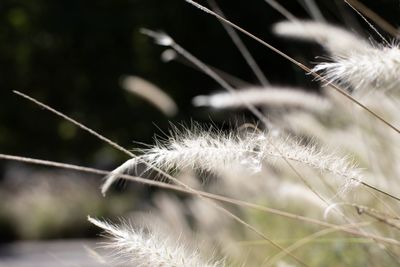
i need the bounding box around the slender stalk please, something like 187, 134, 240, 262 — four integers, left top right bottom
344, 0, 390, 46
263, 0, 297, 21
208, 0, 269, 86
361, 181, 400, 203
346, 0, 399, 37
303, 0, 326, 22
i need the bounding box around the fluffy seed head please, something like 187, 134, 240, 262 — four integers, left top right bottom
161, 49, 178, 63
273, 20, 369, 56
313, 45, 400, 92
121, 75, 178, 117
193, 86, 331, 112
141, 28, 174, 46
88, 216, 224, 267
102, 125, 362, 194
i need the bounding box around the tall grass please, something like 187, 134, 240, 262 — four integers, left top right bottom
2, 1, 400, 266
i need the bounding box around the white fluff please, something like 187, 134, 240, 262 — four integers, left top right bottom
193, 86, 331, 112
88, 216, 223, 267
313, 45, 400, 92
121, 76, 178, 117
161, 49, 178, 63
142, 127, 263, 173
140, 28, 174, 46
273, 20, 368, 56
101, 158, 137, 196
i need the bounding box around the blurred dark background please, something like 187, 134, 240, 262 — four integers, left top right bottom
0, 0, 399, 241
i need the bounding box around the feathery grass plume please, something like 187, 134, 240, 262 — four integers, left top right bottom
121, 75, 178, 117
103, 125, 362, 194
161, 49, 178, 63
88, 216, 224, 267
140, 29, 174, 46
313, 45, 400, 92
193, 86, 331, 113
101, 158, 137, 196
273, 20, 368, 56
140, 125, 265, 174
